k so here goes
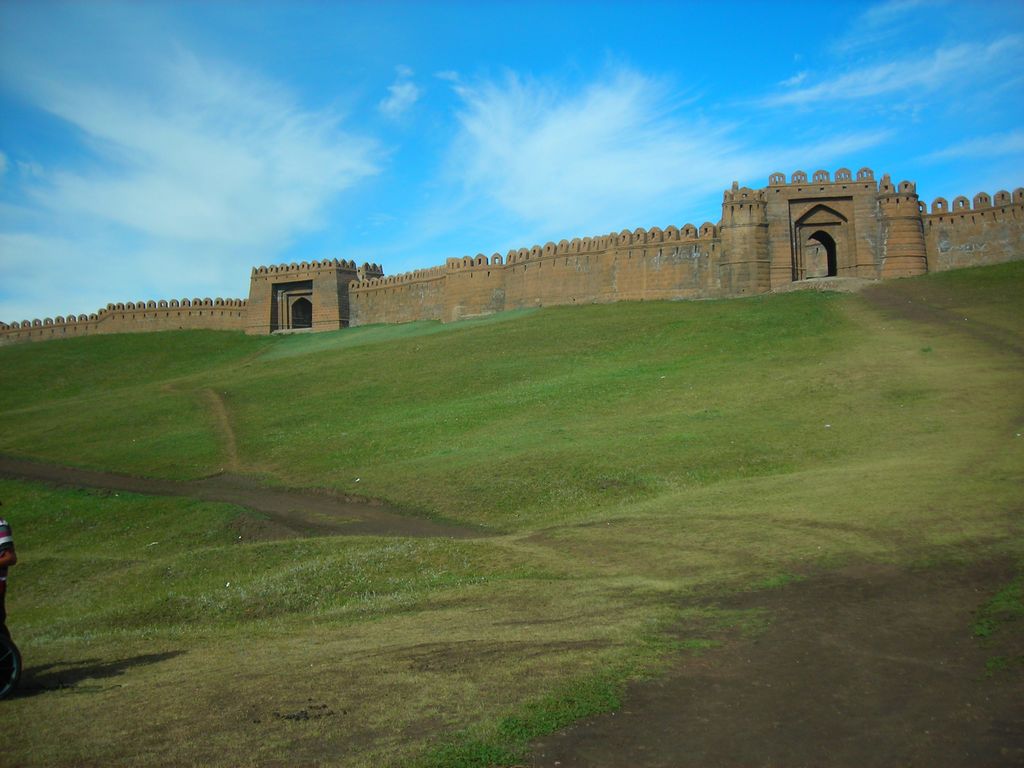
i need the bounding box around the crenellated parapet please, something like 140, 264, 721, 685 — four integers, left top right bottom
0, 295, 248, 345
6, 164, 1021, 346
723, 184, 766, 204
345, 216, 726, 326
351, 221, 720, 293
921, 185, 1024, 272
250, 258, 382, 276
927, 187, 1024, 215
768, 167, 875, 188
6, 296, 247, 330
350, 263, 446, 290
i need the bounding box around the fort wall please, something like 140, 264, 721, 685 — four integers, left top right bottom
348, 224, 722, 326
0, 298, 247, 346
245, 258, 382, 334
2, 167, 1021, 347
922, 188, 1024, 272
349, 265, 447, 325
765, 168, 890, 287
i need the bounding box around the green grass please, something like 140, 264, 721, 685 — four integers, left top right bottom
973, 576, 1024, 640
416, 669, 625, 768
0, 261, 1022, 766
4, 480, 547, 641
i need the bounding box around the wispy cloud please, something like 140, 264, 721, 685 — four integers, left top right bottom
759, 36, 1022, 108
436, 69, 885, 245
836, 0, 935, 53
379, 66, 421, 118
779, 71, 808, 88
0, 14, 383, 318
15, 50, 380, 246
920, 130, 1024, 162
447, 70, 744, 233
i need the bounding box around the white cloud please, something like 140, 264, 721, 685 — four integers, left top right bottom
379, 66, 421, 118
760, 35, 1022, 108
0, 31, 384, 319
15, 50, 380, 247
0, 151, 7, 178
859, 0, 929, 28
447, 70, 742, 233
921, 131, 1024, 162
836, 0, 934, 53
436, 69, 887, 245
779, 71, 808, 88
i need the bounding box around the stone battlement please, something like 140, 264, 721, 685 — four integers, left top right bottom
1, 296, 248, 344
2, 167, 1022, 346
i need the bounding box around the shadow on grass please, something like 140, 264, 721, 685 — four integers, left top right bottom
15, 651, 185, 697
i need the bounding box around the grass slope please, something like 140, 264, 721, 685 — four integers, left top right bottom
0, 262, 1022, 766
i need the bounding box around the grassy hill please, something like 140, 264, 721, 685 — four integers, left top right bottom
0, 262, 1021, 766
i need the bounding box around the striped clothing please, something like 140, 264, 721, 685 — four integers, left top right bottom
0, 518, 12, 595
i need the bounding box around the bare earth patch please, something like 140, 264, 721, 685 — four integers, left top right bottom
0, 454, 479, 539
529, 560, 1023, 767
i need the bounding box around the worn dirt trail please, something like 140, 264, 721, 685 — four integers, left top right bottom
0, 384, 479, 539
199, 387, 241, 472
860, 280, 1024, 357
529, 284, 1023, 767
528, 561, 1023, 767
0, 455, 480, 539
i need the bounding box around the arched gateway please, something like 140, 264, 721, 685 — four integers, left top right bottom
792, 204, 849, 281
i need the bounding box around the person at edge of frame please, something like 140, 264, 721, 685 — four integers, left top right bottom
0, 501, 16, 640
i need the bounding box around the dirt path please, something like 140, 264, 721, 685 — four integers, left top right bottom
529, 281, 1023, 766
860, 281, 1024, 357
0, 454, 480, 540
529, 561, 1023, 767
199, 388, 241, 472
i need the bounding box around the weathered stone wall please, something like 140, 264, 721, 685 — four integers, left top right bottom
245, 259, 381, 334
764, 168, 889, 288
348, 224, 721, 327
720, 183, 769, 295
922, 188, 1024, 272
0, 298, 247, 346
348, 265, 447, 325
3, 167, 1021, 346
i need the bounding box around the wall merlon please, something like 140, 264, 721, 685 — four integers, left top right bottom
924, 187, 1024, 218
5, 165, 1021, 348
767, 167, 874, 190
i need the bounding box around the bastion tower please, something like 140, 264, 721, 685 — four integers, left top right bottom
877, 175, 929, 279
717, 181, 770, 295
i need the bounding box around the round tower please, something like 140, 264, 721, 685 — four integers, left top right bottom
877, 176, 928, 278
718, 182, 770, 295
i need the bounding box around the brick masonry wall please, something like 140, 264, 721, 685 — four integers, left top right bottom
245, 259, 370, 334
349, 266, 447, 325
349, 225, 722, 327
765, 168, 886, 288
922, 189, 1024, 272
3, 170, 1022, 346
0, 299, 247, 346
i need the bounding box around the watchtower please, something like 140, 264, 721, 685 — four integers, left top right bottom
718, 182, 770, 294
877, 176, 928, 278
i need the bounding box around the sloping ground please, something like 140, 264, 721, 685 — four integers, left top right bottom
0, 454, 478, 539
529, 560, 1023, 768
0, 263, 1020, 767
524, 267, 1024, 767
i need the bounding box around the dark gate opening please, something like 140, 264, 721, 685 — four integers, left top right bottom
291, 297, 313, 329
807, 230, 838, 277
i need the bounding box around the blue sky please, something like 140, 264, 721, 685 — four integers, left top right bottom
1, 0, 1022, 321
